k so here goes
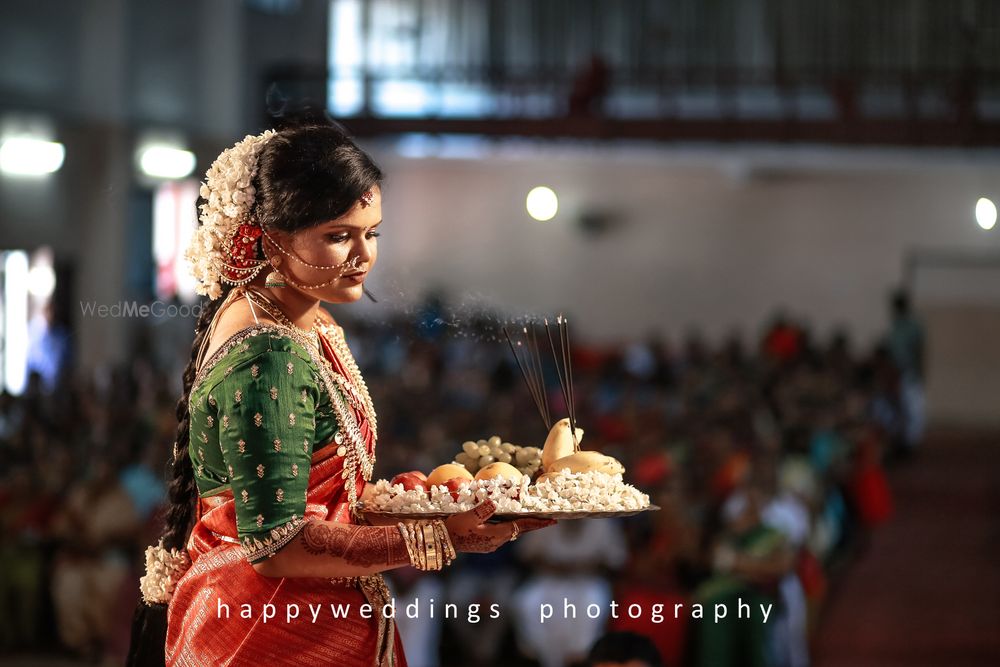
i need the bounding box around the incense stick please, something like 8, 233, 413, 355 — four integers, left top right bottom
527, 325, 551, 430
503, 326, 550, 431
502, 315, 577, 440
544, 318, 574, 441
561, 315, 577, 441
527, 324, 552, 428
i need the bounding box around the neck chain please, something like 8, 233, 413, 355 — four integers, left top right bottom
241, 286, 378, 438
240, 286, 317, 338
313, 317, 379, 442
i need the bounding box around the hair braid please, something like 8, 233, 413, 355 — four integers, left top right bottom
126, 286, 230, 666
159, 288, 229, 550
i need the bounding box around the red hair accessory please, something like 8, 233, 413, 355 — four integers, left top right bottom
221, 220, 264, 283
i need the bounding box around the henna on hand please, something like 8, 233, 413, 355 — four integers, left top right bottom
450, 518, 556, 553
449, 530, 505, 554
299, 521, 410, 567
472, 499, 496, 522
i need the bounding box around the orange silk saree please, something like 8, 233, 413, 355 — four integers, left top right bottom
165, 327, 406, 667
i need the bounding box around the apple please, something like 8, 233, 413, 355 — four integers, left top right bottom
444, 477, 469, 501
390, 472, 429, 494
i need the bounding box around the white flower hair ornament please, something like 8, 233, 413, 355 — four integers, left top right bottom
139, 538, 192, 605
184, 129, 277, 300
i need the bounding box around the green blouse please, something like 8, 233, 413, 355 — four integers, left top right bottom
188, 324, 343, 564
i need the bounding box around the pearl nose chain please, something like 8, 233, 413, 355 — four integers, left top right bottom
260, 227, 365, 272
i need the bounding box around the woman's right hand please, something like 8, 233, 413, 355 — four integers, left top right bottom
445, 499, 556, 553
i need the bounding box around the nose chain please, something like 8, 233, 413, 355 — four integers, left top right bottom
260, 227, 364, 272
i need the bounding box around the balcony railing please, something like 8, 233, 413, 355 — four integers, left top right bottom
262, 0, 1000, 145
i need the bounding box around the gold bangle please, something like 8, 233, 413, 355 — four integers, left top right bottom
397, 520, 456, 572
421, 523, 438, 570
404, 522, 423, 570
433, 520, 456, 566
427, 523, 441, 570
414, 520, 427, 570
397, 522, 417, 566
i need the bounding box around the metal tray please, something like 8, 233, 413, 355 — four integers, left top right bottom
356, 502, 659, 522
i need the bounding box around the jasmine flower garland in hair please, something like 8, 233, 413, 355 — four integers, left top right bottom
184, 129, 276, 300
139, 538, 192, 605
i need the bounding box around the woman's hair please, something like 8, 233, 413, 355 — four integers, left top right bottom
127, 119, 383, 666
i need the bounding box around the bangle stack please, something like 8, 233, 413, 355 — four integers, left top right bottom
397, 520, 456, 571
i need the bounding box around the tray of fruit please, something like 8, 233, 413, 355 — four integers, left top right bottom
361, 419, 657, 521
356, 502, 659, 522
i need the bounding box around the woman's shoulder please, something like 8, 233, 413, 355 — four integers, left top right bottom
192, 323, 322, 396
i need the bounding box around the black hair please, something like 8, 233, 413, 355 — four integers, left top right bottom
127, 119, 383, 666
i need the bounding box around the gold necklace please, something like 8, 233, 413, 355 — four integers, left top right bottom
237, 287, 377, 499
243, 287, 378, 440
314, 317, 378, 441
241, 287, 319, 345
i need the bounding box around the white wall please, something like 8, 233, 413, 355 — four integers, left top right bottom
362, 141, 1000, 349
924, 304, 1000, 427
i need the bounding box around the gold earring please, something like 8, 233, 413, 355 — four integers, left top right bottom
264, 255, 287, 288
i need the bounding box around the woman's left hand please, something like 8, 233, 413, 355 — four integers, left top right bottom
445, 500, 556, 553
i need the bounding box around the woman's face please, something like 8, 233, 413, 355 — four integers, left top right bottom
268, 185, 382, 304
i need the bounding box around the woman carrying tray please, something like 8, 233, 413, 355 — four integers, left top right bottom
126, 119, 554, 667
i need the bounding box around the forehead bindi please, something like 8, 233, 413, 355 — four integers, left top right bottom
323, 193, 382, 229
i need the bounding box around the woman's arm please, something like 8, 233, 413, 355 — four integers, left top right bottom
253, 499, 555, 578
252, 518, 411, 578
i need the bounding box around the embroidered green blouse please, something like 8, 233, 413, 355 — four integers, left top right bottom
188, 325, 342, 564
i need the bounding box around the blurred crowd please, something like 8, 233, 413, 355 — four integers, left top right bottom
0, 293, 924, 667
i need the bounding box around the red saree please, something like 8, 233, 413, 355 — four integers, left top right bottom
165, 326, 407, 667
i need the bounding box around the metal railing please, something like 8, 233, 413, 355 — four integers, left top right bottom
263, 0, 1000, 144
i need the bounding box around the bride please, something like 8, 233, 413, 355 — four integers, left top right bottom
127, 119, 554, 666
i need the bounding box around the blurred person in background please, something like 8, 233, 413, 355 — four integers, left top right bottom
511, 519, 628, 667
442, 547, 520, 667
586, 630, 664, 667
723, 452, 811, 667
49, 458, 141, 664
611, 464, 694, 667
389, 568, 447, 667
694, 482, 794, 667
885, 289, 925, 456
0, 465, 51, 653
